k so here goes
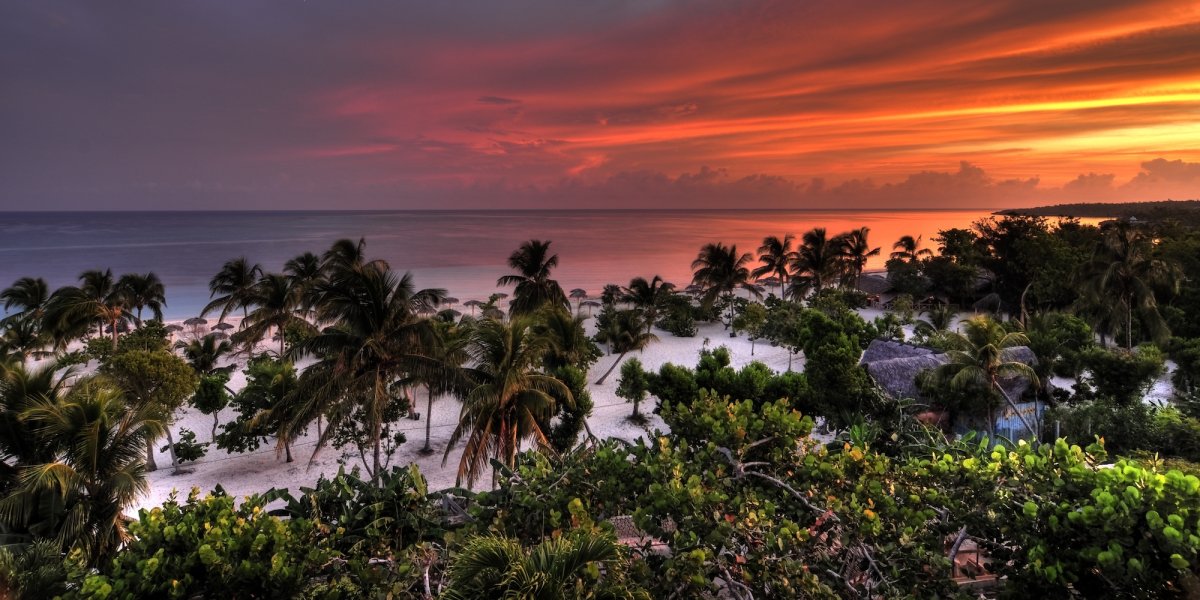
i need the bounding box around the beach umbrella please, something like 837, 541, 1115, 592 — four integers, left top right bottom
494, 292, 509, 299
164, 324, 184, 333
569, 288, 588, 299
463, 299, 484, 315
214, 322, 235, 331
580, 300, 602, 316
443, 297, 459, 306
437, 308, 463, 322
183, 317, 208, 326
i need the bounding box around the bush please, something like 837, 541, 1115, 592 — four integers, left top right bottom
161, 428, 207, 464
1080, 344, 1166, 405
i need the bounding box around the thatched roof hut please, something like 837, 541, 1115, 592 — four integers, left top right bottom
860, 339, 935, 365
855, 273, 893, 295
860, 340, 1038, 402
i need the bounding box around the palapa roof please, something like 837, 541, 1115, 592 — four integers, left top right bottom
855, 273, 893, 295
860, 340, 1038, 401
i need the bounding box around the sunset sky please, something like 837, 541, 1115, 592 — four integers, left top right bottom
2, 0, 1198, 210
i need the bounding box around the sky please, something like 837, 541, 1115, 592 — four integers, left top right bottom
2, 0, 1199, 210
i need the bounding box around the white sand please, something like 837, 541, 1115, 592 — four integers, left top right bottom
133, 317, 801, 511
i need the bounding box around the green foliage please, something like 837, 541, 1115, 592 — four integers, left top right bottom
1171, 337, 1200, 395
215, 356, 296, 455
101, 349, 199, 419
1080, 344, 1166, 405
885, 257, 928, 297
616, 357, 650, 419
161, 428, 207, 464
70, 491, 340, 599
654, 293, 698, 337
0, 540, 70, 600
796, 308, 873, 427
115, 321, 170, 353
543, 365, 594, 452
1025, 311, 1095, 379
1049, 400, 1200, 462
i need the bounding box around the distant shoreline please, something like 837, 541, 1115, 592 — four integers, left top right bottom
996, 199, 1200, 221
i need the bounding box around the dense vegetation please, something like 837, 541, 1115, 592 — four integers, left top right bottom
2, 208, 1200, 597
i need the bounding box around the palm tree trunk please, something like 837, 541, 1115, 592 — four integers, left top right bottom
371, 370, 384, 481
211, 412, 220, 442
145, 439, 158, 472
422, 385, 435, 453
1126, 294, 1134, 350
595, 351, 628, 384
284, 438, 293, 463
164, 427, 180, 473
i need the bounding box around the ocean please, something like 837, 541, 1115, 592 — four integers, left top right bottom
0, 209, 998, 319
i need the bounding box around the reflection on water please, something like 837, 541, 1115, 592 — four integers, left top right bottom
0, 209, 1025, 318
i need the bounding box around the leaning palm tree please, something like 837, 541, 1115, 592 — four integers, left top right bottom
837, 227, 880, 287
231, 273, 313, 356
789, 228, 841, 299
622, 275, 674, 334
1078, 223, 1180, 349
1, 277, 50, 326
752, 234, 795, 296
498, 239, 570, 316
691, 242, 758, 327
890, 235, 932, 263
442, 529, 644, 600
117, 272, 166, 325
593, 309, 657, 384
202, 257, 263, 323
42, 270, 132, 349
446, 317, 569, 488
931, 316, 1039, 438
15, 377, 165, 566
287, 264, 444, 480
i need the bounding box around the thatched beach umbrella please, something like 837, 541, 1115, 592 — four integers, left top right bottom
184, 317, 208, 326
443, 297, 459, 306
164, 324, 184, 333
463, 299, 484, 315
213, 322, 235, 332
580, 300, 602, 316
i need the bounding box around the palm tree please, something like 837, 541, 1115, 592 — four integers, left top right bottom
622, 275, 674, 334
1079, 224, 1180, 349
0, 363, 70, 487
789, 228, 841, 299
1, 277, 50, 326
914, 304, 956, 343
415, 319, 471, 455
117, 272, 166, 325
752, 234, 795, 296
931, 316, 1039, 438
0, 318, 51, 363
203, 257, 263, 323
837, 227, 880, 287
15, 377, 165, 566
442, 530, 643, 600
176, 334, 234, 376
321, 238, 389, 275
534, 308, 597, 371
283, 251, 324, 317
593, 310, 657, 384
890, 235, 932, 263
232, 273, 313, 356
691, 242, 758, 327
42, 270, 132, 349
446, 317, 569, 488
498, 239, 570, 316
569, 288, 588, 313
288, 264, 444, 480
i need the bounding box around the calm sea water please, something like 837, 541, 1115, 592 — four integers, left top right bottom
0, 210, 998, 319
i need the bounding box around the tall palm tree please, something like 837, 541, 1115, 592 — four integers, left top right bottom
691, 242, 758, 327
498, 239, 570, 316
283, 251, 324, 317
117, 272, 166, 325
442, 530, 643, 600
15, 377, 165, 566
789, 228, 840, 299
231, 273, 312, 356
42, 270, 132, 349
931, 316, 1039, 438
622, 275, 674, 334
321, 238, 390, 275
1079, 224, 1180, 349
890, 235, 932, 263
1, 277, 50, 326
837, 227, 880, 287
203, 257, 263, 323
446, 317, 569, 488
288, 265, 444, 480
593, 309, 657, 384
752, 234, 795, 296
415, 319, 472, 455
